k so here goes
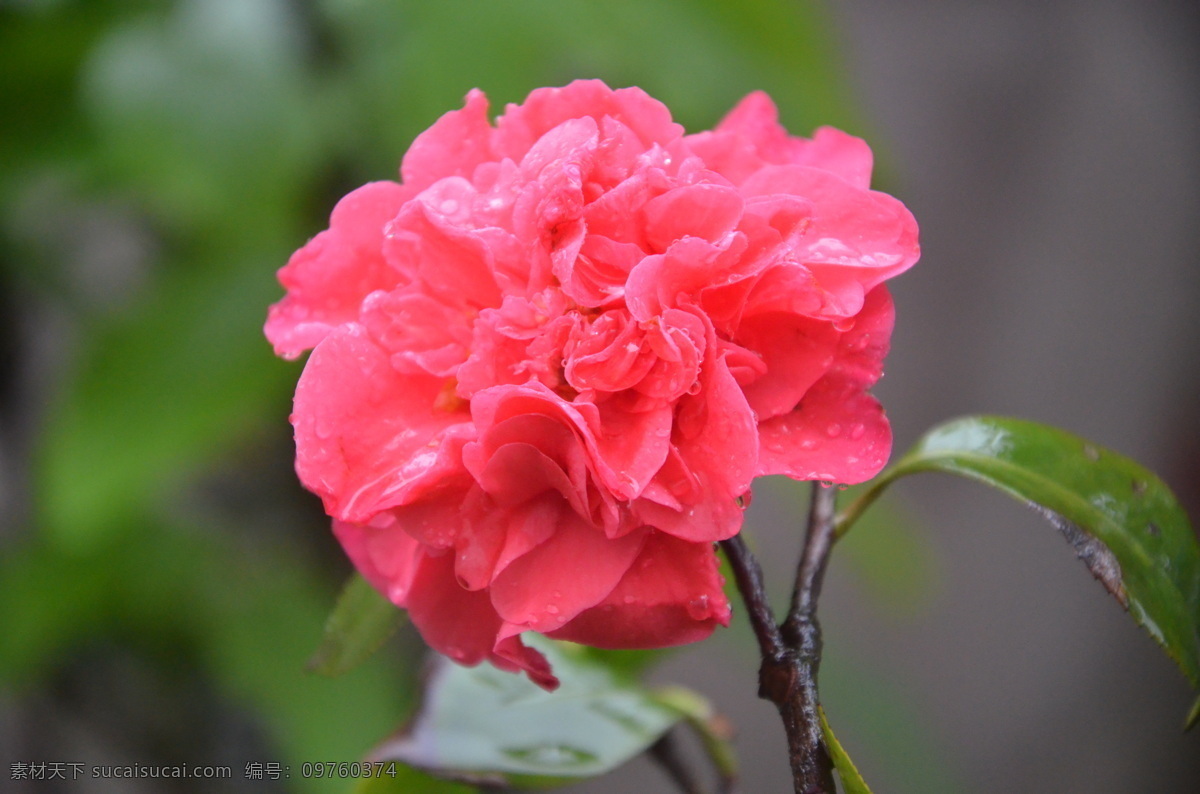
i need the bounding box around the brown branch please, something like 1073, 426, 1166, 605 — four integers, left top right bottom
721, 482, 839, 794
720, 534, 786, 663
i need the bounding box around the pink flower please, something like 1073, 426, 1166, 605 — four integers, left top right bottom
266, 81, 918, 689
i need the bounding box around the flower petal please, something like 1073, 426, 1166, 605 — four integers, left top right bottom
548, 531, 730, 648
742, 165, 919, 317
383, 200, 502, 311
756, 286, 895, 483
735, 311, 839, 420
405, 547, 557, 689
489, 513, 646, 633
293, 325, 472, 522
266, 181, 410, 358
333, 516, 423, 606
400, 88, 495, 192
674, 347, 758, 501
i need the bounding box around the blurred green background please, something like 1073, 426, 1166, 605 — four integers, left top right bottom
2, 1, 1197, 792
0, 1, 871, 791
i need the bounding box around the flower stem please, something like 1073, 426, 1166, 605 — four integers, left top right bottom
720, 483, 838, 794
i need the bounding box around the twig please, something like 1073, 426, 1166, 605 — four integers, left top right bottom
720, 482, 839, 793
649, 731, 708, 794
720, 534, 786, 663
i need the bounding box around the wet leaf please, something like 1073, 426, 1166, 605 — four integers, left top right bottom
370, 638, 697, 788
308, 574, 405, 677
839, 416, 1200, 696
819, 707, 873, 794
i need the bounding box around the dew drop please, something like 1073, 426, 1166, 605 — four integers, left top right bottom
826, 423, 843, 438
313, 414, 336, 440
800, 438, 818, 450
686, 595, 710, 619
848, 423, 865, 440
545, 604, 560, 615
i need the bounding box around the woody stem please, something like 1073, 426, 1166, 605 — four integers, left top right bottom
720, 482, 837, 794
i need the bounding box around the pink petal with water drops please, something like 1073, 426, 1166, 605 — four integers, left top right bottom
400, 88, 495, 192
548, 531, 730, 648
405, 548, 558, 690
292, 325, 471, 522
489, 511, 647, 633
332, 516, 422, 606
755, 286, 895, 483
266, 181, 411, 358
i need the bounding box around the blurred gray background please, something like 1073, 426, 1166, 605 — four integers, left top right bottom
624, 1, 1200, 792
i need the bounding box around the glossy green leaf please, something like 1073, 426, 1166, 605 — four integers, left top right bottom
309, 574, 405, 677
370, 638, 695, 788
839, 416, 1200, 694
819, 707, 873, 794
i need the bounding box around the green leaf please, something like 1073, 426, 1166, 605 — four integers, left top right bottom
839, 416, 1200, 695
309, 574, 406, 677
369, 637, 694, 788
819, 707, 872, 794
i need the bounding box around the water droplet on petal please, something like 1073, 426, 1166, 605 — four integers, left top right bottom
848, 423, 865, 440
686, 595, 710, 620
314, 414, 335, 440
826, 423, 843, 438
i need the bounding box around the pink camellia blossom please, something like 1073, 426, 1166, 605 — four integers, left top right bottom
266, 80, 918, 689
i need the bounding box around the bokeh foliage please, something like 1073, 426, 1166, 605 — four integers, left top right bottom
0, 1, 930, 791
